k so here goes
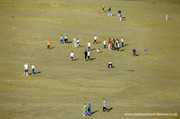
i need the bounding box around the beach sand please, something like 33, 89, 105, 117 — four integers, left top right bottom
0, 0, 180, 118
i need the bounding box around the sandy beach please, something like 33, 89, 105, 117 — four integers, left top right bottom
0, 0, 180, 119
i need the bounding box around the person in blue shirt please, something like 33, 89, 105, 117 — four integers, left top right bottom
108, 7, 111, 16
132, 48, 136, 56
60, 35, 63, 44
88, 103, 91, 116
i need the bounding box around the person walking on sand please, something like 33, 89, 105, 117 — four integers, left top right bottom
70, 51, 74, 61
103, 98, 109, 112
47, 40, 50, 49
88, 50, 91, 61
121, 37, 124, 47
31, 64, 36, 75
24, 63, 29, 76
102, 5, 105, 12
103, 40, 106, 48
77, 38, 80, 47
108, 38, 111, 50
88, 41, 91, 50
108, 7, 112, 16
120, 14, 122, 21
84, 50, 87, 61
64, 34, 68, 43
88, 103, 92, 116
93, 35, 98, 44
132, 48, 136, 56
166, 13, 168, 20
83, 103, 88, 116
60, 35, 63, 44
117, 42, 120, 52
118, 10, 121, 18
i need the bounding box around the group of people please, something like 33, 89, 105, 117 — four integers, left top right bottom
83, 98, 109, 116
102, 5, 123, 21
24, 63, 36, 76
103, 37, 124, 51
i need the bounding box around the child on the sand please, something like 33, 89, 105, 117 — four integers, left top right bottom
88, 103, 91, 116
60, 35, 63, 44
108, 7, 112, 16
84, 50, 87, 61
88, 41, 91, 50
31, 64, 36, 75
70, 51, 74, 60
88, 50, 91, 61
24, 63, 29, 76
64, 34, 68, 43
47, 40, 50, 49
103, 98, 109, 112
108, 38, 111, 50
108, 62, 113, 68
97, 48, 100, 53
166, 13, 168, 20
83, 103, 88, 116
103, 40, 106, 48
93, 35, 98, 43
102, 5, 105, 12
132, 48, 136, 56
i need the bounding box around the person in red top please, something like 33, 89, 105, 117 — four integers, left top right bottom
108, 38, 111, 50
102, 5, 105, 12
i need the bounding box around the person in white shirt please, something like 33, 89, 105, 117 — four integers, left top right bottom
64, 34, 68, 43
88, 41, 91, 50
88, 50, 90, 61
93, 35, 98, 43
77, 38, 80, 47
70, 51, 74, 61
121, 37, 124, 47
103, 40, 106, 48
31, 64, 36, 75
24, 63, 29, 76
97, 48, 100, 53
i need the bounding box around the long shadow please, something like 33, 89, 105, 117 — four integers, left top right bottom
120, 49, 125, 52
73, 58, 79, 61
50, 47, 55, 49
97, 41, 101, 44
91, 58, 96, 60
91, 48, 96, 51
91, 110, 99, 115
112, 13, 116, 16
124, 44, 128, 46
108, 108, 113, 111
28, 71, 41, 75
66, 41, 73, 44
78, 45, 85, 48
136, 54, 140, 56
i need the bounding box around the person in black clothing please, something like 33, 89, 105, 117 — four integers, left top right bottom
84, 50, 87, 61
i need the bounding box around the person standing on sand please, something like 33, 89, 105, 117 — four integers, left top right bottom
60, 35, 63, 44
108, 7, 112, 16
117, 42, 120, 52
70, 51, 74, 61
132, 48, 136, 56
103, 40, 106, 48
102, 5, 105, 12
84, 50, 87, 61
120, 14, 122, 21
121, 37, 124, 47
108, 38, 111, 50
88, 50, 91, 61
88, 103, 92, 116
64, 34, 68, 43
24, 63, 29, 76
88, 41, 91, 50
166, 13, 168, 20
118, 10, 121, 18
77, 38, 80, 47
31, 64, 36, 75
83, 103, 88, 116
47, 40, 50, 49
103, 98, 109, 112
93, 35, 98, 43
111, 39, 115, 50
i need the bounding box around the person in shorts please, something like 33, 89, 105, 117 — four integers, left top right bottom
24, 63, 29, 76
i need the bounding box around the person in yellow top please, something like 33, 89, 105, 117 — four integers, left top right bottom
47, 40, 50, 48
